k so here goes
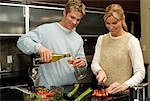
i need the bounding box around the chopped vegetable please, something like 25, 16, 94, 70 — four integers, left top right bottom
92, 88, 109, 97
74, 87, 93, 101
67, 83, 79, 97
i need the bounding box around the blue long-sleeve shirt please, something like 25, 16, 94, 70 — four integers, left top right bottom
17, 22, 86, 87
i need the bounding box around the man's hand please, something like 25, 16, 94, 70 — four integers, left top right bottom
38, 46, 52, 63
72, 56, 86, 68
96, 70, 107, 85
107, 82, 129, 94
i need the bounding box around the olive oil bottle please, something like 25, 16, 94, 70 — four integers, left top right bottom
33, 53, 71, 64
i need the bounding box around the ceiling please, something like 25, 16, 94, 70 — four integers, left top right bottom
31, 0, 140, 12
1, 0, 140, 12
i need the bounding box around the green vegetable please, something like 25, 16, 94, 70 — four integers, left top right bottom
67, 83, 80, 97
74, 87, 93, 101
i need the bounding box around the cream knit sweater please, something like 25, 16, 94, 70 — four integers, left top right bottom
100, 33, 132, 86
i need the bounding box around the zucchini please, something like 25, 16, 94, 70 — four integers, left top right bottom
74, 87, 93, 101
67, 83, 80, 97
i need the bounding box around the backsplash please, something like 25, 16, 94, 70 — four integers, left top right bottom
0, 37, 22, 72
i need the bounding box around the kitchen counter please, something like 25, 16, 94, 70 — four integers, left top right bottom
1, 83, 131, 101
63, 83, 131, 101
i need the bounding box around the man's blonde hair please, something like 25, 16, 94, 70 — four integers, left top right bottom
65, 0, 86, 15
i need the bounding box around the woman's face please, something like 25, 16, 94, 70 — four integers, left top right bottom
62, 9, 83, 30
105, 15, 123, 36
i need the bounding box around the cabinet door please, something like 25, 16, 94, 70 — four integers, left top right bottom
29, 6, 63, 30
76, 12, 107, 35
0, 4, 25, 35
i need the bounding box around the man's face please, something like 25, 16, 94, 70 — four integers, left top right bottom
63, 9, 83, 30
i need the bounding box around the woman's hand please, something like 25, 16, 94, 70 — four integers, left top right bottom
96, 70, 107, 85
38, 46, 52, 63
107, 82, 129, 94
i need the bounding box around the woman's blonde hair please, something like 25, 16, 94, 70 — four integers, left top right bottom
104, 4, 128, 32
65, 0, 86, 15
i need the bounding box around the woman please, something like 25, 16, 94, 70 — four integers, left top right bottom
91, 4, 145, 94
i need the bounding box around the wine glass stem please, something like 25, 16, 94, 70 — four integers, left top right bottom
75, 68, 81, 75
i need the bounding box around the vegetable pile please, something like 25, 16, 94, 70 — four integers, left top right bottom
24, 86, 63, 101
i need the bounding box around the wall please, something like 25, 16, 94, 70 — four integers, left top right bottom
140, 0, 150, 98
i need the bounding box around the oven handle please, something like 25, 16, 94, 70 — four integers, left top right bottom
10, 86, 31, 95
0, 84, 28, 90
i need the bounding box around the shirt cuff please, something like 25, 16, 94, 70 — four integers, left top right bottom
35, 43, 42, 53
124, 80, 133, 87
91, 63, 102, 75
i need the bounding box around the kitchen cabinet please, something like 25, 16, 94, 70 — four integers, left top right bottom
0, 3, 64, 36
29, 5, 63, 30
0, 3, 25, 36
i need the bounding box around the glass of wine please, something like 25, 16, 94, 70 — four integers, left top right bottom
68, 56, 86, 81
28, 66, 39, 86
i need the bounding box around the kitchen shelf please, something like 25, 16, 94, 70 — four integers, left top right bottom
0, 34, 22, 41
0, 34, 23, 38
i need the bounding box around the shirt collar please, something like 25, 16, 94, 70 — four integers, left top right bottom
56, 22, 75, 33
109, 32, 127, 39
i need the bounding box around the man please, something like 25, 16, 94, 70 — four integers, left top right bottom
17, 0, 87, 88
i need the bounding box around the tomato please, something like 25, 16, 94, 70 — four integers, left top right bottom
46, 92, 55, 97
92, 90, 96, 96
105, 88, 109, 96
101, 89, 105, 96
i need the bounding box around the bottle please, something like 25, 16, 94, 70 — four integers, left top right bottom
33, 53, 71, 64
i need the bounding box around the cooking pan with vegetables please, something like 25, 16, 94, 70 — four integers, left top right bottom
63, 83, 130, 101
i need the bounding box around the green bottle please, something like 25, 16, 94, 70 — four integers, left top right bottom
34, 53, 71, 64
